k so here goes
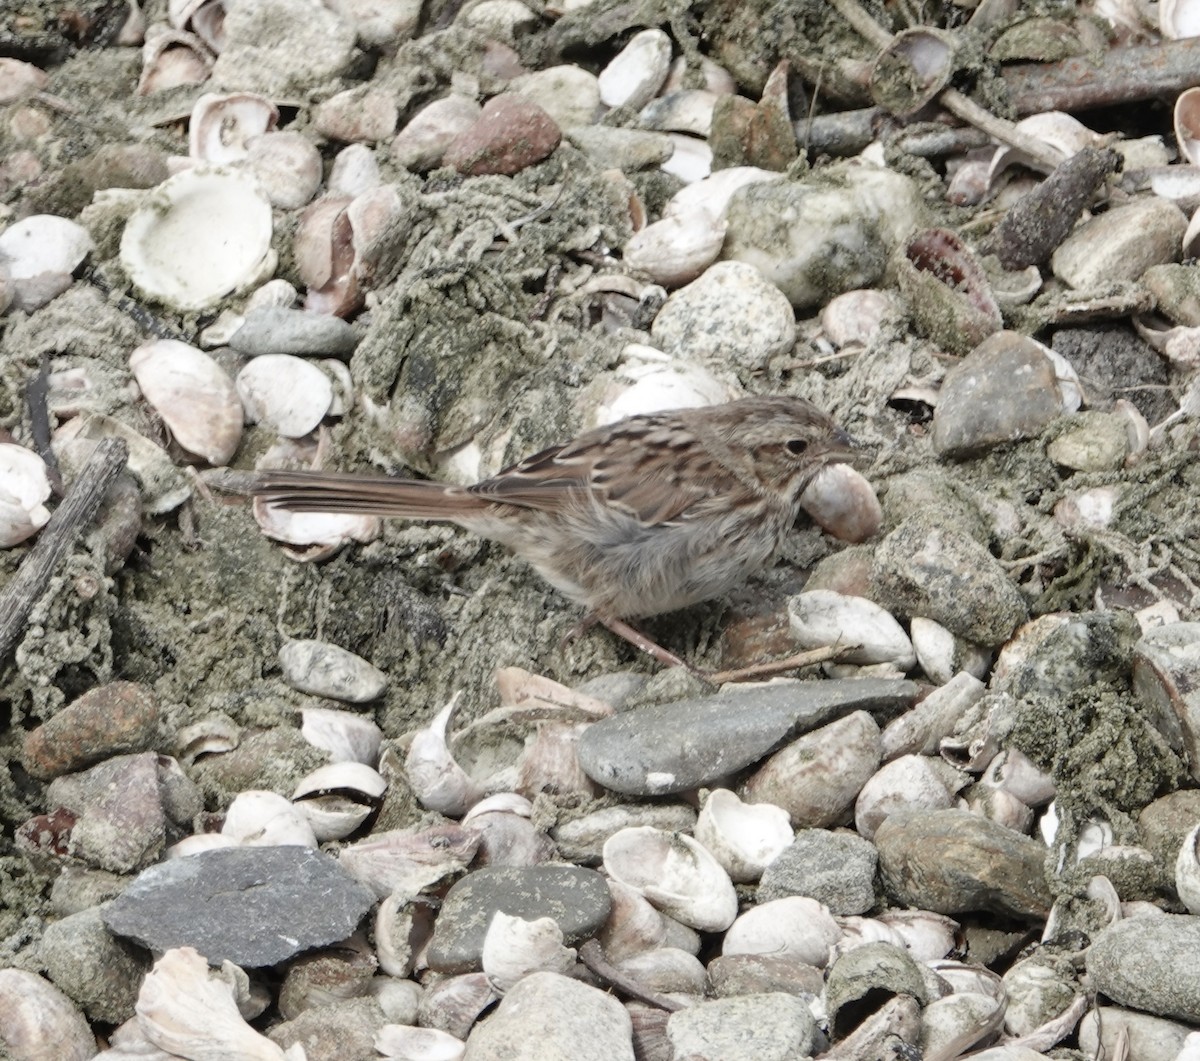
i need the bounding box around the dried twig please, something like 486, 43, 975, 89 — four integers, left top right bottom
577, 940, 686, 1012
0, 437, 129, 664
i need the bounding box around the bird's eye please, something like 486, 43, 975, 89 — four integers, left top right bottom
786, 439, 808, 455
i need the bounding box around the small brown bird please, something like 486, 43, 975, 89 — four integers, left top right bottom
253, 396, 857, 669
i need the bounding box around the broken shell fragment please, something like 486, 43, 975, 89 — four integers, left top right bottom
292, 761, 386, 841
339, 824, 480, 899
189, 92, 278, 163
406, 694, 485, 816
222, 790, 318, 847
788, 590, 916, 668
0, 443, 52, 547
602, 826, 738, 932
300, 706, 383, 765
374, 1024, 466, 1061
722, 895, 841, 966
138, 27, 213, 94
481, 912, 576, 992
598, 28, 672, 110
694, 788, 793, 883
129, 339, 243, 465
0, 213, 94, 312
121, 168, 275, 311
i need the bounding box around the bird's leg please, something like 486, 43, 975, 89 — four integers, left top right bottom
597, 616, 700, 674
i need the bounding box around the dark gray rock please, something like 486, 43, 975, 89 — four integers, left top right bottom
759, 830, 878, 914
577, 679, 917, 796
427, 865, 611, 974
230, 307, 357, 358
102, 846, 375, 967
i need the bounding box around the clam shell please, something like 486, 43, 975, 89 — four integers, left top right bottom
222, 790, 318, 848
374, 1024, 465, 1061
722, 896, 841, 966
788, 590, 916, 668
121, 168, 275, 311
693, 788, 793, 883
129, 339, 243, 465
598, 28, 672, 110
0, 443, 52, 547
0, 214, 94, 312
236, 354, 334, 438
481, 912, 576, 992
189, 91, 277, 163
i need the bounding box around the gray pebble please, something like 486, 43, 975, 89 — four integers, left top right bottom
463, 971, 634, 1060
577, 679, 918, 796
230, 307, 358, 358
1087, 916, 1200, 1023
102, 846, 375, 967
40, 905, 148, 1024
759, 829, 878, 914
667, 992, 817, 1061
427, 865, 611, 974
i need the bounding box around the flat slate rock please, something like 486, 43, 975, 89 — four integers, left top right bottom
102, 845, 374, 967
577, 678, 918, 796
428, 865, 611, 974
230, 306, 357, 358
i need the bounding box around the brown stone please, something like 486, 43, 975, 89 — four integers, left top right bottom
444, 94, 561, 176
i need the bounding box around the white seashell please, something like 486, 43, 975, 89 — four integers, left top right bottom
121, 168, 275, 311
463, 792, 534, 820
798, 464, 882, 544
855, 754, 966, 841
189, 92, 277, 163
167, 833, 237, 858
1041, 345, 1084, 412
919, 990, 1005, 1061
222, 790, 318, 847
587, 344, 740, 425
1175, 823, 1200, 913
417, 973, 498, 1039
136, 947, 299, 1060
1163, 0, 1200, 39
722, 896, 841, 966
0, 968, 96, 1061
979, 748, 1055, 807
129, 339, 243, 465
374, 1024, 465, 1061
236, 354, 334, 438
279, 638, 387, 702
693, 788, 793, 883
639, 89, 718, 136
988, 112, 1100, 181
393, 95, 482, 172
169, 0, 226, 51
339, 824, 480, 900
300, 706, 383, 765
788, 590, 917, 669
407, 693, 485, 816
1176, 88, 1200, 166
596, 878, 668, 961
515, 721, 599, 801
623, 207, 725, 288
245, 132, 322, 209
481, 912, 576, 992
0, 214, 94, 312
661, 134, 712, 183
598, 28, 672, 110
602, 825, 738, 932
965, 785, 1034, 833
667, 166, 781, 222
374, 891, 429, 978
253, 497, 380, 553
328, 144, 381, 198
138, 27, 214, 95
876, 910, 959, 962
615, 947, 706, 997
293, 762, 386, 841
909, 618, 991, 687
0, 443, 52, 547
1053, 486, 1120, 532
821, 288, 895, 348
833, 915, 907, 956
881, 672, 985, 760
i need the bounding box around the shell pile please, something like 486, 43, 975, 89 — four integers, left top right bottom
3, 0, 1200, 1059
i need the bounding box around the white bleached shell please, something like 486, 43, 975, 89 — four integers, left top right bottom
121, 168, 275, 311
0, 968, 96, 1061
988, 112, 1100, 181
1179, 88, 1200, 166
222, 790, 318, 847
393, 95, 481, 171
245, 131, 322, 208
722, 896, 841, 966
417, 973, 499, 1039
596, 878, 668, 961
329, 145, 381, 198
300, 706, 383, 764
253, 495, 380, 552
821, 289, 896, 348
1054, 486, 1120, 532
602, 825, 738, 932
236, 354, 334, 437
481, 912, 576, 992
189, 92, 277, 163
876, 910, 960, 963
168, 833, 237, 858
661, 133, 712, 183
0, 443, 52, 547
798, 464, 882, 544
374, 1024, 465, 1061
278, 638, 387, 702
463, 792, 534, 820
0, 214, 94, 312
623, 207, 725, 288
169, 0, 226, 51
854, 754, 967, 840
138, 27, 213, 94
292, 761, 386, 841
586, 344, 740, 426
136, 947, 299, 1061
979, 748, 1055, 807
909, 618, 991, 687
788, 590, 916, 668
129, 339, 243, 465
882, 671, 986, 760
407, 693, 485, 816
1163, 0, 1200, 38
598, 28, 672, 110
919, 990, 1006, 1061
693, 788, 793, 883
742, 710, 881, 828
1175, 823, 1200, 913
668, 166, 781, 221
339, 824, 480, 900
374, 891, 430, 978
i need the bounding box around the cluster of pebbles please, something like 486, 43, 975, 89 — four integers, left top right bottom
3, 0, 1200, 1057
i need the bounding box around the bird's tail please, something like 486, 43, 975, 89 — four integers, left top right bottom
251, 469, 485, 520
